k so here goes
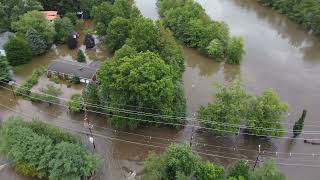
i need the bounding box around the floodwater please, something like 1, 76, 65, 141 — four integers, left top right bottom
1, 0, 320, 179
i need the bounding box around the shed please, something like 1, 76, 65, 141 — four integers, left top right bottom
42, 11, 59, 22
47, 60, 101, 84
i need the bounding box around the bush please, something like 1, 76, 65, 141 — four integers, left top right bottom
226, 37, 245, 64
207, 39, 225, 61
228, 160, 250, 180
77, 49, 86, 62
54, 17, 74, 43
0, 117, 99, 179
67, 93, 83, 113
4, 36, 32, 66
49, 73, 60, 84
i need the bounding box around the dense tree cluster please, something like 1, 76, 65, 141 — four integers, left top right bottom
0, 117, 99, 179
0, 0, 43, 32
54, 17, 74, 43
144, 143, 285, 180
158, 0, 245, 64
197, 81, 288, 137
93, 0, 186, 129
258, 0, 320, 34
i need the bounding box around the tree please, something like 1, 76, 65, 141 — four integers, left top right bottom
144, 143, 225, 180
0, 56, 12, 81
39, 84, 62, 106
197, 81, 250, 135
54, 17, 74, 43
67, 93, 82, 113
246, 89, 288, 137
97, 51, 180, 129
25, 28, 48, 55
82, 81, 100, 111
0, 0, 43, 32
105, 17, 131, 52
126, 17, 160, 52
77, 49, 86, 62
228, 160, 250, 180
293, 109, 307, 138
91, 2, 115, 37
4, 36, 32, 66
11, 10, 56, 45
249, 158, 285, 180
64, 12, 78, 25
113, 44, 137, 60
226, 37, 245, 64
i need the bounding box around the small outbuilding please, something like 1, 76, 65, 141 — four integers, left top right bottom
47, 60, 101, 84
42, 11, 59, 22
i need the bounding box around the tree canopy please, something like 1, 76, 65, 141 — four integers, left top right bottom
25, 28, 48, 55
105, 17, 131, 52
0, 56, 12, 81
144, 143, 225, 180
54, 17, 74, 43
158, 0, 245, 64
4, 36, 32, 66
97, 51, 184, 129
11, 10, 56, 45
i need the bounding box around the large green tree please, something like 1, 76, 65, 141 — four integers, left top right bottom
54, 17, 74, 43
197, 81, 250, 135
144, 143, 225, 180
4, 36, 32, 66
97, 51, 184, 129
126, 17, 160, 52
0, 56, 12, 81
0, 0, 43, 32
82, 81, 100, 111
12, 10, 56, 45
246, 89, 288, 137
105, 17, 131, 52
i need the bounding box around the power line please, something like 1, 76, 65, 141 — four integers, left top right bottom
1, 84, 319, 135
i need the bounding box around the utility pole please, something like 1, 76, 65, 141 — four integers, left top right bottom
253, 145, 261, 170
189, 113, 196, 148
8, 81, 16, 99
83, 98, 96, 151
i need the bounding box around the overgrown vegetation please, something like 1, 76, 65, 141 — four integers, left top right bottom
158, 0, 245, 64
0, 56, 12, 82
258, 0, 320, 35
0, 117, 99, 180
197, 81, 288, 137
15, 68, 44, 96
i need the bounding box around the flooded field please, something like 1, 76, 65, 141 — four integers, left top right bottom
1, 0, 320, 179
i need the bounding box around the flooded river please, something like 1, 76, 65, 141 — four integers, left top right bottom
1, 0, 320, 179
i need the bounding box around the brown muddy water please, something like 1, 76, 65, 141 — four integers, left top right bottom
1, 0, 320, 179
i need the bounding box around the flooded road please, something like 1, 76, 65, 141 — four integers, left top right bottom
1, 0, 320, 179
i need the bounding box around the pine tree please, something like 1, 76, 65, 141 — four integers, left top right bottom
77, 49, 86, 62
293, 110, 307, 138
25, 28, 48, 56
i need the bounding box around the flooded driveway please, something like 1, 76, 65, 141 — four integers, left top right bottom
1, 0, 320, 179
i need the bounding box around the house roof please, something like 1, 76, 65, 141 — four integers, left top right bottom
47, 60, 101, 79
42, 11, 59, 21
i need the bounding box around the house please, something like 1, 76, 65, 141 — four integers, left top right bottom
47, 60, 101, 84
42, 11, 59, 22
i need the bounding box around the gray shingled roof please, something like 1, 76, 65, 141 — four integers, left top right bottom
47, 60, 101, 79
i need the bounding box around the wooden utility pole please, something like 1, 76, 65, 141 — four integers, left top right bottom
83, 99, 96, 151
8, 81, 16, 99
253, 145, 261, 170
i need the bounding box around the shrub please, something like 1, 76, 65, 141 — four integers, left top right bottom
77, 49, 86, 62
226, 37, 245, 64
49, 73, 60, 84
4, 36, 32, 66
67, 93, 83, 113
16, 69, 44, 96
0, 56, 12, 81
207, 39, 225, 61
